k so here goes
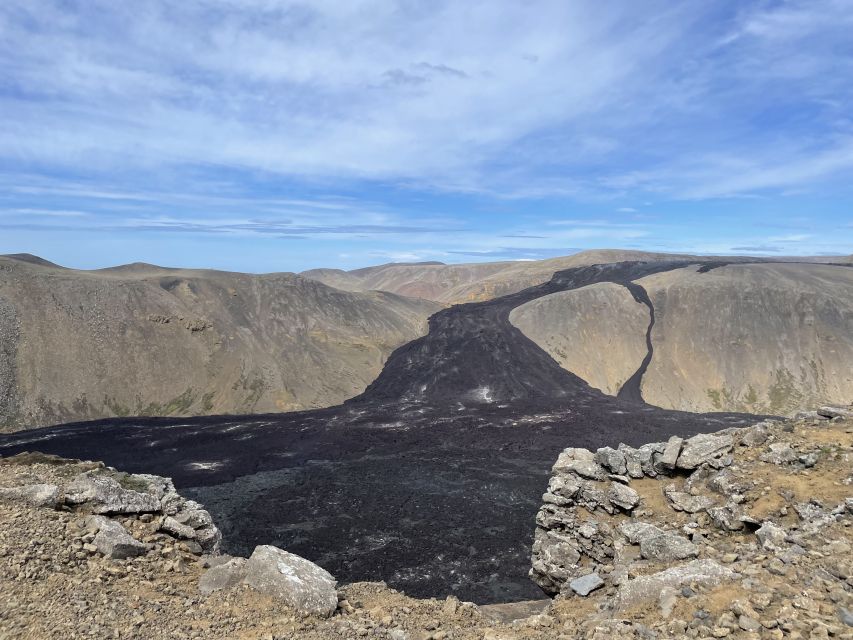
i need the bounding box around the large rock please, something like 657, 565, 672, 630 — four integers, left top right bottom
613, 560, 738, 611
659, 436, 682, 470
64, 473, 160, 514
675, 433, 733, 470
0, 483, 60, 508
620, 522, 698, 561
569, 573, 604, 597
530, 529, 582, 595
85, 515, 151, 559
664, 486, 715, 513
243, 545, 338, 617
552, 448, 607, 481
607, 482, 640, 511
199, 557, 248, 595
160, 516, 196, 540
817, 405, 853, 419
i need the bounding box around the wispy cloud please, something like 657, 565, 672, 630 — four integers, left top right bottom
1, 1, 852, 270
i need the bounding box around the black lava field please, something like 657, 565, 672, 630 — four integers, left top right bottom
0, 261, 762, 603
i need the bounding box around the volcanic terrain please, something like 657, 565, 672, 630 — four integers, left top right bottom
0, 258, 790, 603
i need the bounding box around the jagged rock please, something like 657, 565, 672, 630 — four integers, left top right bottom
707, 468, 750, 497
547, 474, 582, 501
199, 557, 248, 595
760, 443, 798, 464
85, 515, 151, 559
608, 482, 640, 511
0, 483, 60, 508
64, 473, 160, 514
617, 444, 645, 479
664, 486, 715, 513
792, 410, 828, 421
620, 522, 698, 561
530, 529, 582, 594
741, 422, 772, 446
160, 516, 196, 540
194, 525, 222, 554
243, 545, 338, 617
659, 436, 682, 470
569, 573, 604, 596
707, 504, 744, 531
675, 433, 733, 470
640, 532, 699, 561
594, 447, 627, 475
817, 406, 853, 419
612, 560, 738, 611
755, 521, 787, 550
553, 448, 607, 481
636, 442, 665, 477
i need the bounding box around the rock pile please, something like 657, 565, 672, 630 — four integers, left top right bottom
2, 409, 852, 639
531, 405, 853, 638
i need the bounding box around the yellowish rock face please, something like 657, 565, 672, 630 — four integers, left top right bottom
510, 262, 853, 414
509, 282, 650, 396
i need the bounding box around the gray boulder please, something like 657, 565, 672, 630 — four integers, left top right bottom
594, 447, 627, 475
65, 473, 160, 514
0, 483, 60, 508
160, 516, 196, 540
707, 504, 745, 531
569, 573, 604, 597
620, 522, 697, 561
199, 557, 248, 595
553, 448, 607, 481
658, 436, 683, 471
613, 560, 737, 611
85, 515, 151, 559
608, 482, 640, 511
676, 433, 733, 470
664, 486, 715, 513
817, 405, 853, 419
243, 545, 338, 616
755, 521, 787, 550
760, 443, 798, 465
640, 532, 698, 561
530, 528, 582, 594
617, 444, 645, 478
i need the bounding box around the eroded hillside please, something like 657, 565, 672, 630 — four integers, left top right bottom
0, 255, 439, 431
302, 250, 700, 304
512, 262, 853, 414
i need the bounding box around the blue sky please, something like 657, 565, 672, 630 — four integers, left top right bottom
0, 0, 851, 273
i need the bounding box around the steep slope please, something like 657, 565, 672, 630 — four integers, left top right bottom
302, 250, 699, 304
510, 261, 853, 414
508, 282, 650, 396
0, 255, 439, 431
638, 263, 853, 414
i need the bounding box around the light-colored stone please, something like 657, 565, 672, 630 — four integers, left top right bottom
64, 473, 160, 514
160, 516, 196, 540
85, 515, 151, 559
569, 573, 604, 596
659, 436, 683, 470
676, 434, 733, 470
243, 545, 338, 617
608, 482, 640, 511
0, 483, 60, 508
613, 560, 738, 611
199, 557, 248, 595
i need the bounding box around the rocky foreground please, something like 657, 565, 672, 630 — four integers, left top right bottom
1, 409, 852, 639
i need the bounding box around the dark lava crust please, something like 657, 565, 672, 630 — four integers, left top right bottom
0, 260, 762, 603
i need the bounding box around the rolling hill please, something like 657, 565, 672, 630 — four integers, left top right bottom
0, 255, 439, 432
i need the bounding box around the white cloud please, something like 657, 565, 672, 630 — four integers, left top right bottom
0, 0, 851, 202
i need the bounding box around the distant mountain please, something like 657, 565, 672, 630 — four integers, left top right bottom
0, 255, 439, 431
302, 250, 700, 304
511, 262, 853, 414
